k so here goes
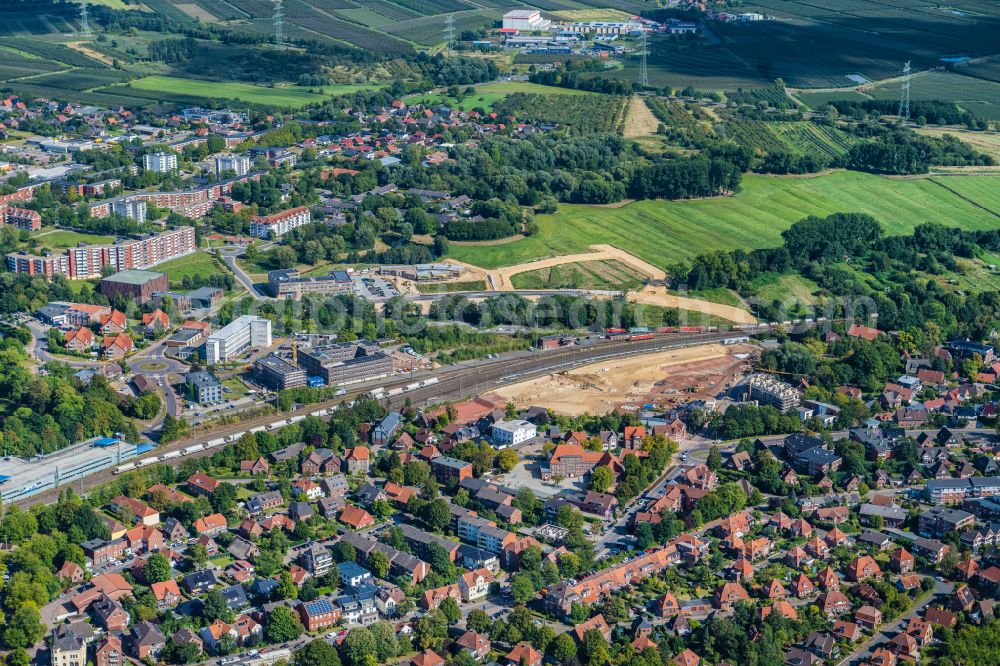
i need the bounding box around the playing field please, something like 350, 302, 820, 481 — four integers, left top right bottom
120, 75, 353, 108
447, 172, 1000, 269
155, 251, 219, 285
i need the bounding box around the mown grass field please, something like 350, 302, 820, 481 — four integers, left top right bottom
749, 273, 820, 306
447, 172, 1000, 269
32, 229, 114, 250
155, 251, 219, 286
415, 280, 488, 293
119, 75, 342, 108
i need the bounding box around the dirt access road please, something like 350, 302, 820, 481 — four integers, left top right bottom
623, 97, 660, 139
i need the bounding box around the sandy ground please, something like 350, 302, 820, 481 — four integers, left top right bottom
494, 343, 748, 415
623, 97, 660, 139
630, 286, 758, 324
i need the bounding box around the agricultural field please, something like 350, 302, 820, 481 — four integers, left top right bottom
862, 71, 1000, 120
793, 90, 872, 109
495, 93, 628, 135
725, 0, 1000, 87
509, 260, 647, 291
21, 68, 131, 92
404, 81, 589, 113
447, 171, 1000, 269
118, 75, 334, 108
769, 122, 862, 159
0, 50, 66, 81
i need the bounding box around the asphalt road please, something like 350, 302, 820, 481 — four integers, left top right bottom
16, 330, 738, 508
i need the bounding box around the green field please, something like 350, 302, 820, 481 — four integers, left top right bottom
447, 172, 1000, 269
155, 251, 219, 285
749, 273, 820, 306
32, 230, 114, 250
119, 75, 344, 108
415, 280, 488, 293
510, 260, 646, 291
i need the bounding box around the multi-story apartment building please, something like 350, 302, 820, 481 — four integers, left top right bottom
746, 374, 802, 411
918, 506, 975, 537
926, 477, 1000, 504
185, 371, 224, 404
204, 315, 272, 364
249, 206, 311, 239
0, 206, 42, 230
431, 456, 473, 484
216, 154, 251, 177
143, 152, 178, 173
6, 227, 196, 279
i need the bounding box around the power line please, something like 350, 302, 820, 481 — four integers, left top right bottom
898, 60, 911, 120
639, 29, 649, 89
273, 0, 284, 47
80, 1, 90, 35
443, 13, 455, 55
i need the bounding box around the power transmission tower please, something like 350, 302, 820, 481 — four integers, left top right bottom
639, 29, 649, 88
273, 0, 284, 47
443, 13, 455, 55
80, 1, 90, 35
898, 60, 911, 120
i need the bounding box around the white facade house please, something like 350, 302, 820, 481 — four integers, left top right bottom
216, 154, 251, 177
204, 315, 272, 364
491, 419, 537, 447
249, 206, 311, 239
111, 198, 147, 223
143, 152, 178, 173
502, 9, 551, 31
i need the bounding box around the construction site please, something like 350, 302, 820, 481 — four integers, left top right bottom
494, 342, 756, 415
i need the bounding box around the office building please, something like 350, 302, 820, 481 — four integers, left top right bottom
249, 206, 311, 239
143, 152, 178, 173
254, 354, 307, 390
216, 154, 251, 177
268, 268, 353, 299
204, 315, 272, 364
297, 340, 391, 386
185, 371, 223, 404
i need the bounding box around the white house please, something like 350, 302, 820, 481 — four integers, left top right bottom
491, 419, 537, 448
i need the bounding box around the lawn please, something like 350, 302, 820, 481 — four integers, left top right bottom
447, 171, 1000, 269
119, 75, 354, 108
415, 280, 487, 293
155, 251, 219, 286
32, 229, 114, 250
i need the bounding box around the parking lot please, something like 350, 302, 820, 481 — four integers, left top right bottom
352, 275, 399, 300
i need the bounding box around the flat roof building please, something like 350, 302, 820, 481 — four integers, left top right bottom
99, 270, 170, 305
297, 340, 391, 387
268, 268, 353, 300
254, 354, 307, 390
205, 315, 272, 365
